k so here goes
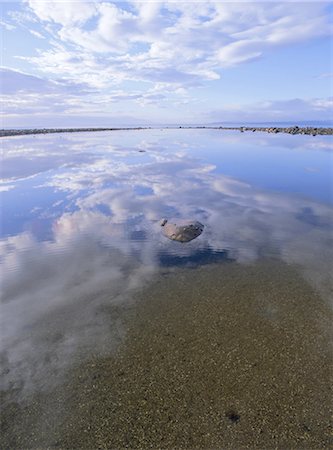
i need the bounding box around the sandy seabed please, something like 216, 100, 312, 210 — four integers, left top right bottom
1, 259, 332, 449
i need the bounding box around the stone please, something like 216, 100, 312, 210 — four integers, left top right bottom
161, 219, 204, 243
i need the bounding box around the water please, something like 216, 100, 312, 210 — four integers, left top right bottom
1, 129, 332, 448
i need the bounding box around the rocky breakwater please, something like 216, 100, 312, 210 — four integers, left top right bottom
238, 125, 333, 136
0, 127, 147, 137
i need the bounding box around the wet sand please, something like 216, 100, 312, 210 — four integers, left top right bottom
1, 260, 332, 449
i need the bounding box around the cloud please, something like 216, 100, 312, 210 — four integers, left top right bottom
2, 67, 331, 126
0, 66, 189, 125
0, 20, 16, 31
0, 68, 107, 121
2, 2, 331, 125
22, 1, 331, 88
316, 72, 333, 79
29, 29, 45, 39
207, 97, 333, 123
27, 0, 97, 26
0, 67, 92, 95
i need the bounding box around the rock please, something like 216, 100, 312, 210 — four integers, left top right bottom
161, 219, 204, 243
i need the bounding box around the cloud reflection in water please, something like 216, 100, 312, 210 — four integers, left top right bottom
1, 130, 332, 396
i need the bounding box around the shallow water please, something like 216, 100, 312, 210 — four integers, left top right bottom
1, 129, 332, 448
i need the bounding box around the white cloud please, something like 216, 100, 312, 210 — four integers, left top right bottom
0, 20, 16, 31
21, 1, 331, 89
1, 1, 330, 125
207, 97, 333, 123
27, 0, 97, 26
216, 39, 263, 67
316, 72, 333, 79
0, 67, 92, 95
311, 98, 333, 110
2, 65, 331, 125
29, 29, 45, 39
0, 67, 105, 119
0, 67, 190, 123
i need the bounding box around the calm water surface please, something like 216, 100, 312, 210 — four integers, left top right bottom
1, 129, 332, 447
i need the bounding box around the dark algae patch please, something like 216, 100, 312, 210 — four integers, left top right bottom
225, 410, 241, 424
1, 261, 332, 449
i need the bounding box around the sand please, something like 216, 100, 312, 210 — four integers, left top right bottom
1, 259, 332, 449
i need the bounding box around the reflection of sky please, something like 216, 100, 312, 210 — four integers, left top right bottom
1, 129, 332, 396
1, 130, 332, 238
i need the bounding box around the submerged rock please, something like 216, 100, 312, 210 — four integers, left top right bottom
160, 219, 204, 243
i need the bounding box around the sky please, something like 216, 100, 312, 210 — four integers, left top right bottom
1, 0, 332, 127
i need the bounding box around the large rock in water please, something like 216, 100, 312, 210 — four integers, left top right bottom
160, 219, 204, 243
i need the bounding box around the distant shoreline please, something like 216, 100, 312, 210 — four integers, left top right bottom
0, 127, 147, 137
1, 125, 332, 137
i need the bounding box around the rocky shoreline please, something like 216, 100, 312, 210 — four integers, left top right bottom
217, 125, 333, 136
1, 125, 332, 137
0, 127, 146, 137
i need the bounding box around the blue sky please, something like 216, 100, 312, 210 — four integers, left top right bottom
1, 1, 332, 127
